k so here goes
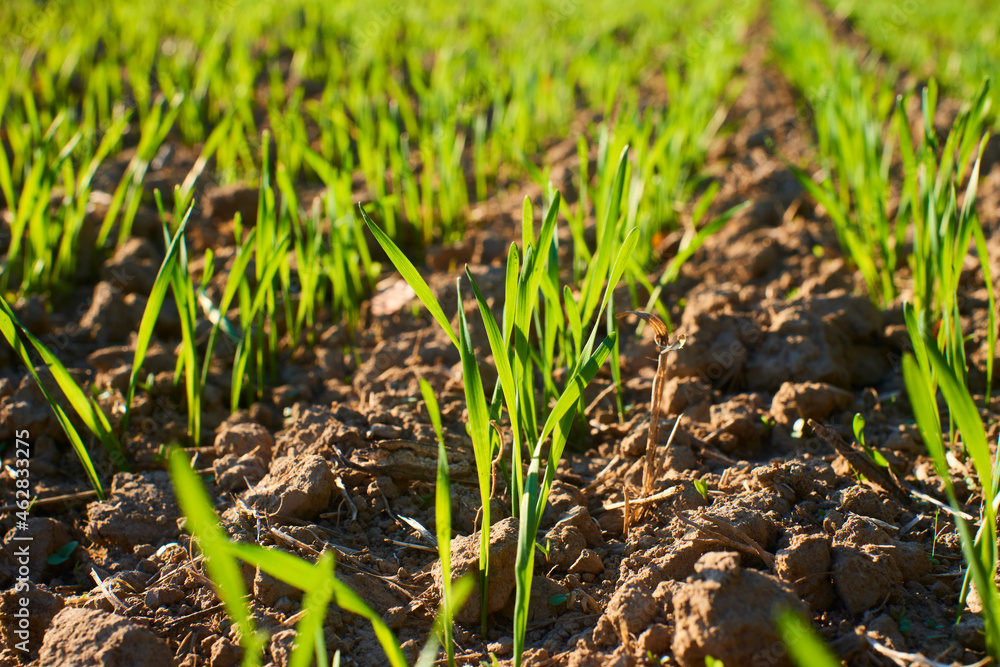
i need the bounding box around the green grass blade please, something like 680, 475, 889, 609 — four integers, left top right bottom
420, 377, 456, 667
580, 145, 629, 323
330, 577, 407, 667
0, 296, 125, 470
415, 577, 475, 667
361, 205, 458, 348
776, 609, 842, 667
467, 267, 524, 503
924, 343, 993, 507
903, 353, 1000, 652
231, 235, 291, 411
168, 448, 265, 667
972, 221, 996, 401
456, 277, 494, 630
0, 302, 105, 498
124, 204, 193, 430
578, 227, 638, 369
289, 551, 335, 667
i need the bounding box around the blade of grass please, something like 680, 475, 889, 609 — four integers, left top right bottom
123, 203, 193, 431
0, 301, 106, 498
456, 277, 494, 630
168, 447, 266, 667
420, 377, 458, 667
361, 205, 458, 348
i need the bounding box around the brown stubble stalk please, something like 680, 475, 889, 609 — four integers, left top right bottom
617, 311, 686, 507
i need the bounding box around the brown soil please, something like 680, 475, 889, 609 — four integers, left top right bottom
2, 9, 1000, 667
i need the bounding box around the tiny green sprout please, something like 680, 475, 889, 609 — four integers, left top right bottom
47, 540, 79, 566
705, 657, 724, 667
549, 594, 568, 606
852, 412, 891, 469
693, 479, 709, 502
852, 413, 865, 444
760, 415, 775, 431
536, 540, 550, 558
812, 245, 825, 258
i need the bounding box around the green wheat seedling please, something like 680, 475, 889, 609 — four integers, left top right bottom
419, 377, 478, 666
903, 335, 1000, 658
831, 0, 1000, 130
154, 190, 202, 445
0, 109, 130, 294
96, 93, 184, 249
774, 0, 901, 306
122, 201, 192, 434
364, 143, 634, 662
0, 295, 128, 499
897, 80, 994, 397
168, 447, 408, 667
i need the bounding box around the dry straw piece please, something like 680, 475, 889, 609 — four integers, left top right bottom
617, 311, 686, 503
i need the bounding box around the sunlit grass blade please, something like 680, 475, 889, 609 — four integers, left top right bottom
420, 377, 458, 666
124, 203, 193, 430
776, 608, 842, 667
200, 225, 257, 389
168, 447, 266, 667
361, 205, 458, 348
415, 577, 475, 667
0, 290, 124, 461
903, 353, 1000, 655
456, 277, 495, 629
226, 543, 337, 667
580, 146, 628, 324
512, 334, 615, 666
288, 552, 335, 667
577, 227, 638, 371
467, 268, 523, 500
0, 299, 107, 498
231, 234, 291, 411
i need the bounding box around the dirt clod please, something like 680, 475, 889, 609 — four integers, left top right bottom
433, 516, 519, 624
37, 606, 176, 667
770, 381, 853, 425
215, 422, 274, 462
242, 453, 335, 519
671, 551, 805, 667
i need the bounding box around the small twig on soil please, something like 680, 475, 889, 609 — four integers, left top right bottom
909, 489, 975, 521
583, 455, 620, 495
270, 526, 322, 557
163, 603, 226, 632
652, 415, 684, 486
810, 418, 979, 522
870, 639, 990, 667
89, 568, 128, 614
672, 509, 775, 570
388, 539, 438, 553
898, 513, 924, 536
701, 514, 774, 570
333, 475, 357, 522
0, 488, 99, 513
603, 485, 677, 511
808, 419, 909, 501
584, 381, 618, 415
622, 487, 631, 539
